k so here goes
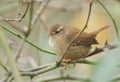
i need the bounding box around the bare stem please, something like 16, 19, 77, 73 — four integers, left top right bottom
35, 76, 90, 82
31, 0, 51, 26
0, 2, 29, 22
0, 23, 55, 55
20, 59, 95, 77
19, 2, 30, 22
0, 60, 10, 72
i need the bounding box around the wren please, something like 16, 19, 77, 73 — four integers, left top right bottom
49, 24, 109, 62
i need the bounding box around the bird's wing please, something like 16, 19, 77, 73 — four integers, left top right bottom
66, 31, 98, 46
75, 33, 98, 46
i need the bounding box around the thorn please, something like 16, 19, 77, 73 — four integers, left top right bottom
105, 39, 108, 45
103, 40, 117, 50
94, 47, 99, 51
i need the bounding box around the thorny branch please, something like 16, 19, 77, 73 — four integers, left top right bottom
5, 40, 117, 82
57, 0, 94, 65
19, 41, 118, 76
5, 41, 119, 82
6, 60, 94, 82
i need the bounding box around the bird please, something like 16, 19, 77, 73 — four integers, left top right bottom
48, 24, 109, 62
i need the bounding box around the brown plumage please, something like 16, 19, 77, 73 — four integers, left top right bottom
49, 24, 109, 62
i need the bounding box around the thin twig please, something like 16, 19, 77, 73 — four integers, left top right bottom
14, 0, 51, 66
19, 2, 30, 22
0, 17, 20, 21
0, 2, 29, 22
21, 64, 57, 76
0, 73, 11, 82
20, 60, 95, 76
26, 1, 34, 36
14, 0, 51, 61
75, 59, 96, 65
0, 28, 23, 82
0, 60, 10, 72
14, 1, 35, 62
0, 23, 55, 55
31, 0, 51, 26
15, 40, 25, 61
96, 0, 120, 41
35, 76, 90, 82
39, 18, 48, 30
15, 0, 22, 19
3, 21, 25, 34
57, 0, 94, 65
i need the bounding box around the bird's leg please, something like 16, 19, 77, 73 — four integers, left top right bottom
67, 61, 76, 68
60, 59, 76, 70
60, 62, 68, 71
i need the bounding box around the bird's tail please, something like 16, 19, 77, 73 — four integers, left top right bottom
90, 26, 109, 37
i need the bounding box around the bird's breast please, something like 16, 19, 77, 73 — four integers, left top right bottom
49, 36, 67, 55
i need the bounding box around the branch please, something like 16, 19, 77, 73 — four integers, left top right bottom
20, 63, 58, 76
31, 0, 51, 26
3, 21, 25, 34
0, 60, 10, 72
0, 28, 23, 82
39, 18, 48, 30
14, 1, 34, 61
0, 73, 11, 82
86, 40, 119, 57
57, 0, 94, 65
35, 76, 90, 82
18, 2, 30, 22
14, 40, 26, 61
0, 23, 55, 55
75, 59, 96, 65
6, 41, 118, 82
14, 0, 52, 60
0, 2, 29, 22
112, 77, 120, 82
20, 59, 96, 77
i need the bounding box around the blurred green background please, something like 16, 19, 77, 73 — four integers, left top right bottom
0, 0, 120, 82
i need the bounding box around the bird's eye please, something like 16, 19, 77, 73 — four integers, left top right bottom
55, 30, 60, 34
55, 26, 64, 34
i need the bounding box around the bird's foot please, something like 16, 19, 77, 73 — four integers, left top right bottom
60, 59, 76, 71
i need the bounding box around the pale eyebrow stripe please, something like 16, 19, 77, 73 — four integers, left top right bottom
56, 25, 64, 32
